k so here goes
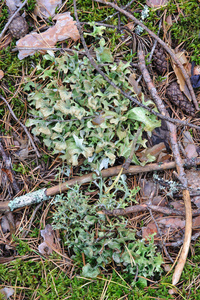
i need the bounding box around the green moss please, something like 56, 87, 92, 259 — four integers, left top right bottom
163, 0, 200, 63
0, 255, 199, 299
27, 0, 37, 12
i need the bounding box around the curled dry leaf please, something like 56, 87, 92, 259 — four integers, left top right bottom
142, 222, 158, 240
172, 51, 192, 101
158, 217, 185, 229
166, 15, 173, 27
185, 169, 200, 208
142, 217, 186, 240
182, 131, 198, 159
1, 216, 10, 233
34, 0, 62, 19
16, 12, 80, 60
128, 73, 142, 96
138, 142, 166, 162
192, 216, 200, 229
170, 201, 185, 211
146, 0, 169, 8
0, 70, 4, 79
38, 224, 57, 255
152, 196, 167, 207
139, 179, 157, 198
6, 0, 18, 11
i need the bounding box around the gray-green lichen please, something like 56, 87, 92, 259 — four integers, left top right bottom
8, 188, 51, 211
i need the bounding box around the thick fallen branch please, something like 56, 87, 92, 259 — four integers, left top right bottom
1, 158, 200, 212
94, 0, 198, 111
138, 50, 192, 285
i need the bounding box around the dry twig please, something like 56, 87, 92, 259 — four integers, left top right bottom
1, 157, 200, 212
138, 49, 192, 285
103, 203, 200, 217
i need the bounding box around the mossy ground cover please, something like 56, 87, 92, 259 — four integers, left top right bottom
1, 241, 200, 299
0, 0, 200, 299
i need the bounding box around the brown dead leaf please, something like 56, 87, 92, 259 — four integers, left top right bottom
166, 15, 173, 27
158, 217, 185, 229
142, 222, 158, 239
125, 22, 135, 31
1, 216, 10, 234
182, 131, 198, 159
143, 217, 186, 241
139, 179, 157, 198
192, 197, 200, 209
170, 201, 185, 211
185, 169, 200, 190
152, 196, 167, 207
12, 135, 29, 159
1, 168, 13, 183
146, 0, 169, 8
6, 0, 19, 11
185, 144, 198, 159
17, 12, 80, 60
172, 51, 192, 101
38, 224, 57, 256
138, 142, 166, 162
185, 169, 200, 209
0, 70, 4, 79
128, 73, 142, 96
192, 216, 200, 229
34, 0, 62, 19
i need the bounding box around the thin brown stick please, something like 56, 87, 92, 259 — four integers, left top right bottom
46, 160, 177, 197
0, 0, 28, 41
94, 0, 198, 111
0, 160, 178, 211
103, 203, 199, 217
138, 50, 192, 285
1, 157, 200, 212
172, 190, 192, 285
0, 95, 40, 157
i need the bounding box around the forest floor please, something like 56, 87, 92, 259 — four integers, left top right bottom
0, 0, 200, 299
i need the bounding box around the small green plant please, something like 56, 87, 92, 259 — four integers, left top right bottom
25, 27, 160, 168
52, 182, 163, 286
27, 0, 37, 12
12, 163, 29, 175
